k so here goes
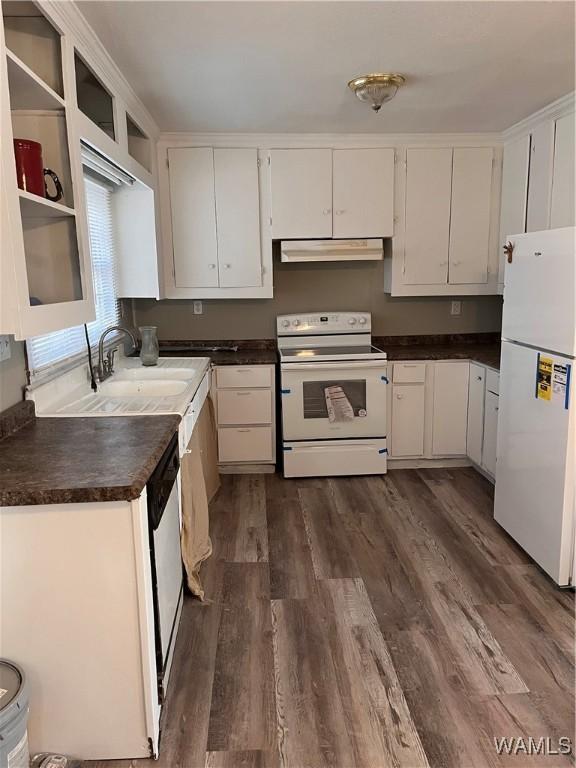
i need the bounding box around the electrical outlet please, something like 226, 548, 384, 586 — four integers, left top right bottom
450, 300, 462, 316
193, 301, 203, 315
0, 335, 11, 362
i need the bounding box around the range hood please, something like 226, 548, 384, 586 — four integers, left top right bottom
280, 239, 383, 263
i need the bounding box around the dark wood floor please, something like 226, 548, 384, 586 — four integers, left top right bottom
89, 468, 575, 768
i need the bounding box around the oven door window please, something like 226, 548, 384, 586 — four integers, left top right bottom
303, 380, 367, 422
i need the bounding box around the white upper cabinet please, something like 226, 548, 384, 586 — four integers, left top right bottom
168, 147, 264, 293
214, 148, 262, 288
498, 134, 530, 284
168, 147, 219, 288
269, 148, 395, 239
449, 148, 493, 284
550, 112, 575, 229
332, 149, 394, 238
526, 120, 555, 232
404, 148, 452, 285
269, 149, 332, 238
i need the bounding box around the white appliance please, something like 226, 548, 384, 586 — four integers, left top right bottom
494, 227, 575, 586
277, 312, 388, 477
280, 239, 383, 263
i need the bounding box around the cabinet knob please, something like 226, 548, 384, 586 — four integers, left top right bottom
208, 263, 216, 269
323, 208, 332, 215
223, 263, 231, 269
452, 260, 461, 266
477, 375, 483, 381
335, 209, 346, 215
396, 394, 404, 400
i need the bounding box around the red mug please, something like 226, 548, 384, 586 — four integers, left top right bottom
13, 138, 63, 202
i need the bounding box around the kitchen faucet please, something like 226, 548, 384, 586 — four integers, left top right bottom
95, 325, 138, 382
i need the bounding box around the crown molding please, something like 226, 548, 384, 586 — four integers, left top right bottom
40, 0, 159, 140
502, 92, 575, 143
158, 131, 504, 149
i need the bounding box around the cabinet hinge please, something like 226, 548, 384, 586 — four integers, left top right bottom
269, 216, 272, 226
257, 158, 262, 167
267, 156, 271, 166
166, 157, 169, 168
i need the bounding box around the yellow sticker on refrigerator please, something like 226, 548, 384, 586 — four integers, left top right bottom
536, 355, 553, 401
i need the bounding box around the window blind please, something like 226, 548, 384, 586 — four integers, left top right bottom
27, 175, 121, 377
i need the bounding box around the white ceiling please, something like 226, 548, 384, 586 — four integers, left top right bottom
78, 1, 575, 134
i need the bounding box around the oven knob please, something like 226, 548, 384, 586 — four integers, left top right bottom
281, 320, 290, 328
292, 320, 300, 327
348, 318, 357, 325
358, 317, 367, 325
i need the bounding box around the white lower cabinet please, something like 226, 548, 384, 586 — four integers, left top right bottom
391, 384, 425, 457
432, 362, 470, 456
214, 364, 276, 467
388, 359, 500, 476
466, 363, 485, 465
482, 389, 499, 477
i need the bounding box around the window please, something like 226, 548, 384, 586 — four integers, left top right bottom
26, 174, 121, 377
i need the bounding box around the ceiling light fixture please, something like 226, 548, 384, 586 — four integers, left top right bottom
348, 73, 405, 112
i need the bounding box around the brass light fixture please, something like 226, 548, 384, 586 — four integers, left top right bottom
348, 73, 405, 112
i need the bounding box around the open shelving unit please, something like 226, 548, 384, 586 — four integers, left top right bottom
6, 49, 65, 110
18, 188, 75, 218
2, 0, 92, 333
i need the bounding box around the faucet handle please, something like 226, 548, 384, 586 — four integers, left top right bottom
105, 347, 118, 374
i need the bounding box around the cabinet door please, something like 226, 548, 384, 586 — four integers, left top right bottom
332, 149, 394, 238
269, 149, 332, 238
466, 363, 485, 465
526, 121, 555, 232
404, 148, 452, 285
499, 135, 530, 283
391, 384, 425, 457
550, 112, 575, 229
449, 148, 493, 284
482, 391, 499, 476
214, 148, 262, 288
168, 147, 218, 288
432, 362, 470, 456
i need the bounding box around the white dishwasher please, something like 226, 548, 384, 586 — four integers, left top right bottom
147, 434, 183, 703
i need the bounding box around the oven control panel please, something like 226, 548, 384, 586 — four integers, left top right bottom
277, 312, 371, 335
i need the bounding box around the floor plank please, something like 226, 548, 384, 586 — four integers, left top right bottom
207, 563, 276, 752
265, 473, 316, 599
271, 596, 357, 768
298, 485, 360, 579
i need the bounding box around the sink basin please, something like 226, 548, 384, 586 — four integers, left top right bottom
113, 367, 198, 381
98, 379, 189, 398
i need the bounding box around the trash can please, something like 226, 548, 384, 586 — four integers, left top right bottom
0, 659, 29, 768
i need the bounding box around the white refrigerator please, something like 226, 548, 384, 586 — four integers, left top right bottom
495, 227, 575, 586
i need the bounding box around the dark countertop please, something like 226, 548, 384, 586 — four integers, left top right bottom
0, 411, 180, 507
384, 343, 501, 370
157, 336, 501, 369
158, 341, 277, 366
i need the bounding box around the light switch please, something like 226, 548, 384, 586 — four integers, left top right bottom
450, 301, 462, 316
193, 301, 203, 315
0, 335, 11, 362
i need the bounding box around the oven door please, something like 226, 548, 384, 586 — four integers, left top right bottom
281, 360, 387, 440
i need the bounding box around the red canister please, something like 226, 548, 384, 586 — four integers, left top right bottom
13, 138, 63, 201
13, 139, 45, 196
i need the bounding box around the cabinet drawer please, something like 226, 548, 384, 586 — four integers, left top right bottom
216, 365, 273, 389
486, 367, 500, 395
218, 427, 274, 463
393, 363, 426, 383
217, 389, 272, 425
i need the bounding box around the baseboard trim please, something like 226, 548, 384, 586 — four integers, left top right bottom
219, 463, 276, 474
469, 460, 496, 484
387, 457, 472, 470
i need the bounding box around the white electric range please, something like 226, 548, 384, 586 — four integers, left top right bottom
277, 312, 388, 477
